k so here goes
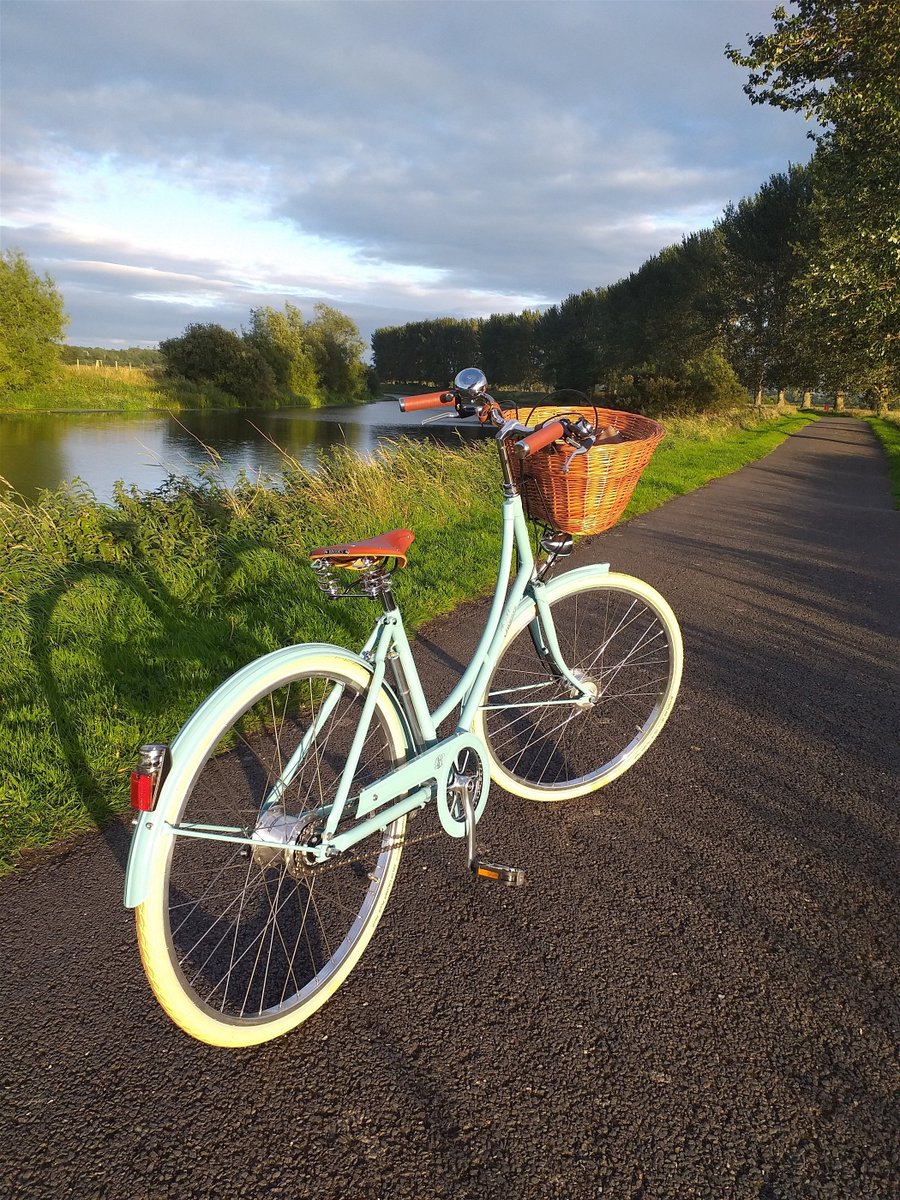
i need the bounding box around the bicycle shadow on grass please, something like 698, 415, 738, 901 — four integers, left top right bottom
22, 556, 269, 873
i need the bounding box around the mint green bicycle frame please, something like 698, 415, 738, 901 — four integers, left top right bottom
124, 483, 608, 908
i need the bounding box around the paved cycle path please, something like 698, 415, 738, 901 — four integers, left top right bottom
2, 417, 897, 1199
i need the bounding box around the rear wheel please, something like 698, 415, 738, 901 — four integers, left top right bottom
476, 572, 682, 800
136, 654, 409, 1047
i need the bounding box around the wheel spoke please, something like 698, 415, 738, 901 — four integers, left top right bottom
149, 664, 407, 1037
481, 577, 680, 795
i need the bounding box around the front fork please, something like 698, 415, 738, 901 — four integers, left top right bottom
526, 579, 596, 698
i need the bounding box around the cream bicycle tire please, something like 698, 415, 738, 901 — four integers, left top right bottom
136, 652, 409, 1047
475, 572, 682, 802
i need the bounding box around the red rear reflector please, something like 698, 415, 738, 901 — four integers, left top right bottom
130, 770, 155, 811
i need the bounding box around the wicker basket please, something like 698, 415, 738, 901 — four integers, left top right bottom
509, 405, 665, 535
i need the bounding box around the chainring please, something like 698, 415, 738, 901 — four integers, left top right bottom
436, 740, 491, 837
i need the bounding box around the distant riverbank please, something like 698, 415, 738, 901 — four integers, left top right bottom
0, 363, 372, 414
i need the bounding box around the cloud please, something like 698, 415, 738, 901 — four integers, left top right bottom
1, 0, 814, 346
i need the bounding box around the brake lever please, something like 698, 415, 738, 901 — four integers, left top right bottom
560, 440, 596, 474
421, 393, 479, 424
560, 420, 598, 474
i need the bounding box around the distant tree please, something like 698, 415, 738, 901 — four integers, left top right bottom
244, 303, 319, 401
414, 318, 481, 385
371, 326, 401, 382
601, 231, 728, 378
160, 323, 275, 405
60, 345, 164, 367
539, 289, 607, 391
373, 317, 483, 386
0, 249, 68, 393
727, 0, 900, 410
305, 304, 369, 400
481, 311, 542, 389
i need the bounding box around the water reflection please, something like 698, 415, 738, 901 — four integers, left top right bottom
0, 414, 68, 495
0, 401, 485, 502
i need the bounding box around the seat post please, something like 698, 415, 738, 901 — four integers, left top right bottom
378, 580, 398, 612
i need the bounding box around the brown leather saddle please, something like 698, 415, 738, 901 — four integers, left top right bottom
308, 528, 415, 571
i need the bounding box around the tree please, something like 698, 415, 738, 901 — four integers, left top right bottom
719, 165, 815, 400
244, 303, 319, 401
0, 249, 68, 393
418, 317, 481, 386
600, 231, 728, 379
539, 289, 607, 391
480, 310, 542, 389
727, 1, 899, 409
371, 317, 480, 386
160, 323, 275, 406
305, 304, 369, 400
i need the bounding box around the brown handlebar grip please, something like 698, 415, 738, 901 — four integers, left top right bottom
399, 391, 453, 412
515, 420, 567, 459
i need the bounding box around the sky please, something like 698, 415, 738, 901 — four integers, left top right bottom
1, 0, 814, 351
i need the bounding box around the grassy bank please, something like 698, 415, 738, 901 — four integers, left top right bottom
0, 408, 816, 872
863, 413, 900, 506
0, 364, 368, 412
1, 365, 237, 412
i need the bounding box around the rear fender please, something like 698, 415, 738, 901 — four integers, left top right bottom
123, 643, 410, 908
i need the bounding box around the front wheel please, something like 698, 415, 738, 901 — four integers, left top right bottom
136, 652, 409, 1047
475, 572, 682, 801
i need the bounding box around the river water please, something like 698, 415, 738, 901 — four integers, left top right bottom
0, 400, 486, 502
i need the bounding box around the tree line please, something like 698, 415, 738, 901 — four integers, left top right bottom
375, 1, 898, 416
60, 346, 165, 367
374, 156, 891, 415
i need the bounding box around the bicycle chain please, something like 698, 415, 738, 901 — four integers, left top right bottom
293, 818, 446, 876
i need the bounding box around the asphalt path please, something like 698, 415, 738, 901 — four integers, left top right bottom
2, 417, 898, 1199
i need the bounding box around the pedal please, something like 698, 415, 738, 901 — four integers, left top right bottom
471, 860, 527, 887
459, 788, 527, 886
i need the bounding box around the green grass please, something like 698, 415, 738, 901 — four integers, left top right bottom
863, 412, 900, 506
0, 364, 369, 412
623, 409, 819, 517
0, 408, 816, 872
0, 365, 239, 412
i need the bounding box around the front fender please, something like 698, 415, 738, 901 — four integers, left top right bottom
509, 561, 610, 627
124, 642, 408, 909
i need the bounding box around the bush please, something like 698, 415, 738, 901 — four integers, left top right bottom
608, 348, 747, 416
160, 323, 276, 406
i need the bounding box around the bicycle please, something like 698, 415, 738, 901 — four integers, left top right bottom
124, 368, 683, 1046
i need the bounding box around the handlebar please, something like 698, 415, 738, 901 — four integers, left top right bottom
397, 372, 596, 461
513, 420, 567, 460
399, 391, 454, 412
